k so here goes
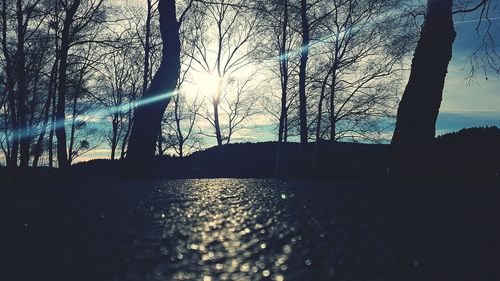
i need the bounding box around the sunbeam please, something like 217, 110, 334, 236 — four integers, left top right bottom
5, 90, 178, 143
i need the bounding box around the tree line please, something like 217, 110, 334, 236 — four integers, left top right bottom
0, 0, 497, 172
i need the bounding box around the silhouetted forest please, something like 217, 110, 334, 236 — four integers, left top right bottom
2, 126, 498, 182
0, 0, 498, 180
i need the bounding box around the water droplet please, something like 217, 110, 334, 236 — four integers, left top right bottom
262, 269, 270, 277
177, 253, 183, 260
161, 213, 166, 218
283, 245, 292, 254
275, 275, 285, 281
305, 259, 312, 266
281, 194, 287, 199
215, 263, 224, 270
203, 276, 212, 281
260, 243, 267, 249
240, 263, 250, 272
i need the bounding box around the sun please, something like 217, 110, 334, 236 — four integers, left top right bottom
193, 71, 224, 100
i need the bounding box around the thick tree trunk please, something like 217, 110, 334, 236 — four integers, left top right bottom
127, 0, 181, 162
55, 0, 80, 168
391, 0, 456, 175
298, 0, 309, 151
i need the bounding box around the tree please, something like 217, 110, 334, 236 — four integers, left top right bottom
127, 0, 194, 162
198, 75, 259, 145
298, 0, 310, 153
160, 91, 202, 157
392, 0, 456, 148
258, 0, 301, 177
55, 0, 105, 168
391, 0, 494, 175
187, 0, 260, 147
308, 0, 409, 157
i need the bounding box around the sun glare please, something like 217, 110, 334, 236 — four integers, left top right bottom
196, 72, 223, 99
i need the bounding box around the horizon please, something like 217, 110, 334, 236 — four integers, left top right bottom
0, 0, 499, 166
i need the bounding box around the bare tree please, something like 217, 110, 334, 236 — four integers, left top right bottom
160, 91, 202, 157
55, 0, 105, 168
311, 0, 410, 144
199, 75, 259, 144
186, 0, 260, 146
127, 0, 194, 162
391, 0, 496, 175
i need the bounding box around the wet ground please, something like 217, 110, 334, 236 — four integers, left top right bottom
2, 179, 500, 281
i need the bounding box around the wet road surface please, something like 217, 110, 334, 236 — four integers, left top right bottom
3, 179, 500, 280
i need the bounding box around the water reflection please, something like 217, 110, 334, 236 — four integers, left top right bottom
130, 179, 300, 280
7, 179, 497, 281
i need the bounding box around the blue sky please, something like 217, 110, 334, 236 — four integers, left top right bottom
437, 9, 500, 135
51, 4, 500, 163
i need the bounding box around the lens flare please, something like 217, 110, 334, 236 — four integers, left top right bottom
5, 27, 352, 145
5, 90, 178, 143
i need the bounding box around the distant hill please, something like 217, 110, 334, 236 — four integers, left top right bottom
2, 127, 499, 182
433, 126, 500, 180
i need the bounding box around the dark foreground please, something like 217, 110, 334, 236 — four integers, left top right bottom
2, 179, 500, 281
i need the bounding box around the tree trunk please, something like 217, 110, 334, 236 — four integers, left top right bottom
55, 0, 80, 168
391, 0, 456, 175
127, 0, 181, 162
298, 0, 310, 151
33, 59, 58, 167
7, 86, 18, 168
157, 130, 163, 155
142, 0, 152, 95
174, 94, 184, 157
111, 115, 119, 160
275, 0, 289, 179
48, 87, 57, 168
1, 0, 16, 168
313, 69, 332, 166
15, 0, 30, 167
120, 109, 133, 159
329, 68, 337, 148
213, 99, 223, 147
67, 88, 79, 165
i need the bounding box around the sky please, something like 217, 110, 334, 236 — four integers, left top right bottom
436, 9, 500, 135
6, 1, 496, 164
74, 3, 500, 163
187, 6, 500, 144
86, 2, 500, 163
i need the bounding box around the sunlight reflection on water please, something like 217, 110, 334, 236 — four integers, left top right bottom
129, 179, 299, 280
